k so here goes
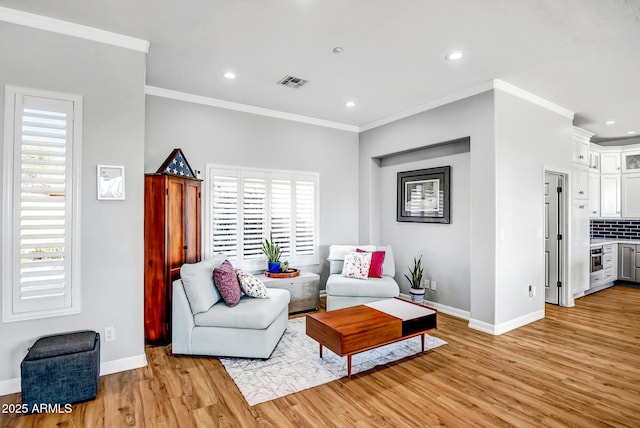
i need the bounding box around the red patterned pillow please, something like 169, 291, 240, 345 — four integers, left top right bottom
357, 248, 386, 278
213, 260, 241, 307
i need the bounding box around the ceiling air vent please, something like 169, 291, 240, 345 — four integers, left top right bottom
277, 75, 308, 89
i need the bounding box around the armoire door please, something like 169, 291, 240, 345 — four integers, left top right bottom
184, 180, 201, 264
167, 176, 187, 278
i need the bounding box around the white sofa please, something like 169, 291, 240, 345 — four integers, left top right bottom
172, 255, 290, 358
325, 245, 400, 311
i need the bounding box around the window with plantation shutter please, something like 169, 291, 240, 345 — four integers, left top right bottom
2, 86, 82, 322
206, 165, 318, 270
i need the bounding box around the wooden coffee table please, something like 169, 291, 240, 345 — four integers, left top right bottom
306, 298, 437, 378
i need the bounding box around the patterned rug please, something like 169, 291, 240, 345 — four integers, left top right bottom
219, 317, 447, 406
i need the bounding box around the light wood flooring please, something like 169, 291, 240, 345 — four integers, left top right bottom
1, 285, 639, 427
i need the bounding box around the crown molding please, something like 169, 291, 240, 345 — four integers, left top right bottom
572, 126, 595, 140
0, 6, 149, 53
360, 81, 494, 132
493, 79, 574, 119
145, 86, 359, 133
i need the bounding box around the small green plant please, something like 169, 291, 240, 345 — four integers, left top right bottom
404, 256, 424, 289
280, 260, 289, 272
261, 232, 281, 262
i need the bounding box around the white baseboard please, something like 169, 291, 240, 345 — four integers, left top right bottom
398, 294, 470, 320
0, 354, 148, 396
0, 377, 20, 396
99, 353, 147, 376
469, 310, 545, 335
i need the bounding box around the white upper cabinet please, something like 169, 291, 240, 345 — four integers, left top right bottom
572, 166, 590, 200
589, 149, 600, 172
622, 173, 640, 217
601, 174, 621, 217
589, 172, 600, 217
621, 150, 640, 173
572, 137, 590, 166
601, 152, 621, 174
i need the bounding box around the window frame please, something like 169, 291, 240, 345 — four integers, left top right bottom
2, 85, 83, 323
204, 164, 319, 271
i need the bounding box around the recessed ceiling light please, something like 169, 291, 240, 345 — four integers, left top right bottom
332, 47, 343, 53
605, 120, 616, 125
344, 101, 356, 108
627, 131, 637, 135
224, 72, 236, 79
445, 51, 463, 61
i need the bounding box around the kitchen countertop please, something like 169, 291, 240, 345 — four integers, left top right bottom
590, 238, 640, 247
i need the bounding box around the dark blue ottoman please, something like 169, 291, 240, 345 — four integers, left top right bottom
21, 331, 100, 409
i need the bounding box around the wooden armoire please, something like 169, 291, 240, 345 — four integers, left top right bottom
144, 154, 202, 344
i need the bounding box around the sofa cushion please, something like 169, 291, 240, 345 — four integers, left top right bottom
342, 251, 372, 279
236, 269, 269, 298
357, 248, 386, 278
376, 245, 395, 277
180, 255, 226, 314
326, 274, 399, 298
194, 288, 290, 329
213, 260, 242, 307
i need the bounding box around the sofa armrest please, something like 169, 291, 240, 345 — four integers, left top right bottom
172, 279, 195, 354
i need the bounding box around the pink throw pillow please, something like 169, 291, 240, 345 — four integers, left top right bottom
356, 249, 386, 278
213, 260, 241, 307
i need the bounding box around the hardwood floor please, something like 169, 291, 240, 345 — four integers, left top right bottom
1, 286, 639, 427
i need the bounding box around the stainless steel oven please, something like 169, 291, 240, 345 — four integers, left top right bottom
591, 246, 603, 272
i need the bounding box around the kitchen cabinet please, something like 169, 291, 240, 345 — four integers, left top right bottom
621, 150, 640, 173
572, 136, 590, 166
589, 172, 600, 217
588, 150, 600, 172
600, 152, 621, 174
621, 173, 640, 217
618, 244, 636, 282
600, 174, 621, 217
571, 200, 590, 294
572, 166, 590, 200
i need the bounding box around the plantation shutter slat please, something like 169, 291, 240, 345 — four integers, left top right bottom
242, 174, 266, 261
211, 172, 239, 260
270, 177, 292, 259
208, 166, 318, 269
295, 179, 316, 257
10, 95, 74, 315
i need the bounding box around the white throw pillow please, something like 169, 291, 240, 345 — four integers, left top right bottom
341, 251, 372, 280
236, 269, 270, 298
180, 255, 226, 314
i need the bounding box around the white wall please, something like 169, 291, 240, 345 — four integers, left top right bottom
379, 152, 471, 311
0, 23, 147, 391
359, 92, 495, 322
493, 90, 573, 325
144, 95, 360, 287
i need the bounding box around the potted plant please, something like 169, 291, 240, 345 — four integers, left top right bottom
405, 256, 425, 303
262, 232, 281, 273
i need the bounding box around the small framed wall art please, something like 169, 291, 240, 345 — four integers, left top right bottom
397, 166, 450, 223
97, 165, 125, 200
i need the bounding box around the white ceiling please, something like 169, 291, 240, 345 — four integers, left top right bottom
2, 0, 639, 141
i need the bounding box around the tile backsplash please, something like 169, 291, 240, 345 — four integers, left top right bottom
591, 219, 640, 239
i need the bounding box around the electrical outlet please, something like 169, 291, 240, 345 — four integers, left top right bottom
430, 280, 436, 291
528, 285, 534, 298
422, 278, 430, 289
104, 326, 116, 342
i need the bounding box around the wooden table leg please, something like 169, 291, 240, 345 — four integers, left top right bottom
347, 355, 352, 378
421, 334, 425, 352
319, 343, 323, 358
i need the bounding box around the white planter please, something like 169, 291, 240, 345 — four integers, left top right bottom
409, 288, 425, 303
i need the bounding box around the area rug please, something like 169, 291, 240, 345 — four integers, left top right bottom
219, 317, 447, 406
